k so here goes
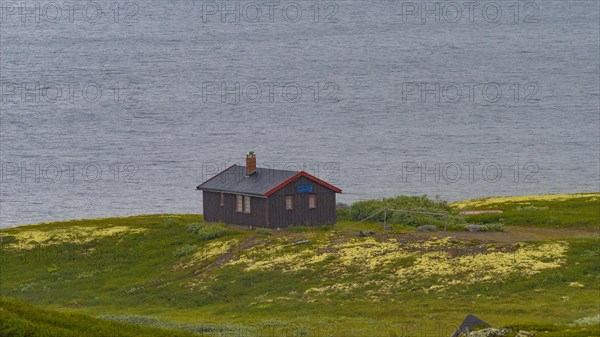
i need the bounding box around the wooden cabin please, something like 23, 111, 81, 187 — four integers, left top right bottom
196, 152, 342, 228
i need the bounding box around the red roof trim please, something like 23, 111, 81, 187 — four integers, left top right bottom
263, 171, 342, 197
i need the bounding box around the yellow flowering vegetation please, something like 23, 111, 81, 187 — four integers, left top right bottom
3, 226, 147, 250
304, 282, 361, 295
228, 238, 333, 272
225, 236, 569, 296
451, 192, 599, 209
393, 241, 567, 290
174, 238, 240, 271
200, 239, 238, 258
331, 238, 413, 271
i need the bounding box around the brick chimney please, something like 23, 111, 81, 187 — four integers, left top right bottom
246, 151, 257, 176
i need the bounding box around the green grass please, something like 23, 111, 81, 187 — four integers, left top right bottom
452, 193, 600, 228
0, 297, 202, 337
0, 194, 598, 336
506, 323, 600, 337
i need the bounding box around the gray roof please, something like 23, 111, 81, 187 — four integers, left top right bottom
196, 165, 299, 197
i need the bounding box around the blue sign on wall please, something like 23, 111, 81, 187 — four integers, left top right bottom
297, 185, 313, 193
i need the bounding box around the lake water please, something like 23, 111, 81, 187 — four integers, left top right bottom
1, 0, 599, 227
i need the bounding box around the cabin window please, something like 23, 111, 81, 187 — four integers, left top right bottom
219, 193, 224, 207
308, 194, 317, 209
235, 195, 251, 213
235, 195, 243, 212
243, 196, 251, 213
285, 196, 294, 211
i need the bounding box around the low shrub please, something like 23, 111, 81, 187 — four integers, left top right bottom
173, 244, 197, 257
187, 222, 206, 234
572, 315, 600, 326
446, 223, 467, 231
483, 223, 505, 232
47, 264, 59, 274
16, 282, 37, 293
187, 222, 227, 241
163, 218, 178, 228
0, 235, 17, 244
349, 195, 450, 219
336, 203, 351, 221
338, 195, 462, 228
515, 205, 549, 212
197, 225, 227, 241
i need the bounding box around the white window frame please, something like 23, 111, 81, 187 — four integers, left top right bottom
243, 195, 251, 214
285, 195, 294, 211
308, 194, 317, 209
235, 194, 243, 213
235, 194, 251, 213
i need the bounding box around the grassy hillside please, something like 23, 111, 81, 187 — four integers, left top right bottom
0, 193, 598, 336
452, 193, 600, 228
0, 297, 201, 337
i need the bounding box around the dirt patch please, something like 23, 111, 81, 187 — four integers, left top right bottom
446, 226, 597, 243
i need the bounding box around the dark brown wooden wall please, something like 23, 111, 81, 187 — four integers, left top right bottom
203, 191, 268, 227
203, 177, 337, 228
267, 176, 336, 228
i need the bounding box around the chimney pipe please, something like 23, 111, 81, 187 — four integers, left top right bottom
246, 151, 257, 176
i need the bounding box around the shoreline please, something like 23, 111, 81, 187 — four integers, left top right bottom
2, 191, 599, 229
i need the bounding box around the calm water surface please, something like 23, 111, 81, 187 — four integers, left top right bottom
1, 0, 599, 227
